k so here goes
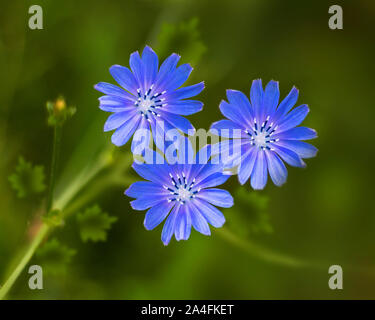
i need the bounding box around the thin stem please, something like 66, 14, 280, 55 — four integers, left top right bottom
62, 174, 134, 219
53, 154, 108, 211
0, 224, 49, 300
217, 228, 308, 269
46, 125, 62, 212
0, 124, 63, 299
217, 228, 375, 278
0, 153, 132, 299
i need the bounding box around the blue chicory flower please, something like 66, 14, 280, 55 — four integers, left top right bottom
210, 79, 318, 190
94, 45, 204, 152
125, 144, 233, 245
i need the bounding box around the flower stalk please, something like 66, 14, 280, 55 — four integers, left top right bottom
0, 147, 133, 299
0, 224, 49, 300
46, 124, 62, 213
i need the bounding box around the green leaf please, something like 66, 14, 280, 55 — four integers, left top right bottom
156, 18, 206, 66
36, 238, 76, 275
227, 188, 273, 237
77, 205, 117, 243
8, 157, 46, 198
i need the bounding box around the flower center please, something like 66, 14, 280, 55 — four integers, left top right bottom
134, 85, 167, 120
244, 116, 279, 150
164, 172, 200, 205
138, 98, 154, 112
177, 187, 191, 201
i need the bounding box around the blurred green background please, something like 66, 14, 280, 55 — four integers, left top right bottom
1, 0, 375, 299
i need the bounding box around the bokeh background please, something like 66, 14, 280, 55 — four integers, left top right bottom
1, 0, 375, 299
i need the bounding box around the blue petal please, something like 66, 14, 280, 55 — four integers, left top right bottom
99, 95, 133, 105
99, 104, 134, 113
188, 164, 207, 185
210, 120, 245, 137
226, 89, 254, 120
275, 127, 317, 140
161, 204, 180, 245
142, 148, 166, 165
154, 53, 180, 91
195, 144, 211, 165
111, 116, 141, 146
263, 80, 280, 118
194, 199, 226, 228
273, 86, 299, 122
131, 194, 164, 210
161, 111, 195, 134
144, 201, 174, 230
219, 100, 249, 127
265, 151, 288, 187
189, 202, 211, 235
197, 188, 234, 208
273, 145, 306, 168
160, 135, 188, 166
195, 164, 223, 183
109, 65, 138, 94
166, 82, 204, 101
196, 172, 230, 189
188, 147, 214, 180
131, 117, 151, 155
150, 119, 184, 154
174, 205, 192, 241
238, 147, 257, 185
164, 64, 193, 91
94, 82, 131, 99
104, 109, 137, 132
276, 140, 318, 159
132, 163, 171, 185
129, 51, 145, 91
277, 104, 309, 133
164, 100, 203, 115
250, 79, 264, 120
211, 139, 237, 157
250, 150, 268, 190
141, 45, 158, 89
125, 181, 167, 198
149, 118, 169, 152
211, 140, 246, 168
176, 136, 195, 165
99, 95, 135, 112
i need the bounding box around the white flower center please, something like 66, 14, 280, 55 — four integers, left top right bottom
164, 172, 201, 205
138, 98, 154, 113
134, 85, 167, 120
177, 187, 192, 201
253, 131, 268, 148
244, 116, 279, 150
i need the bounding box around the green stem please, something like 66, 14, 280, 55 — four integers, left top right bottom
0, 224, 49, 300
217, 228, 308, 268
62, 176, 112, 218
0, 163, 106, 299
53, 153, 108, 211
46, 125, 62, 212
62, 177, 133, 220
0, 124, 63, 299
0, 153, 132, 300
217, 228, 375, 277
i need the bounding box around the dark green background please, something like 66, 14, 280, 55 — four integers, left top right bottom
1, 0, 374, 299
